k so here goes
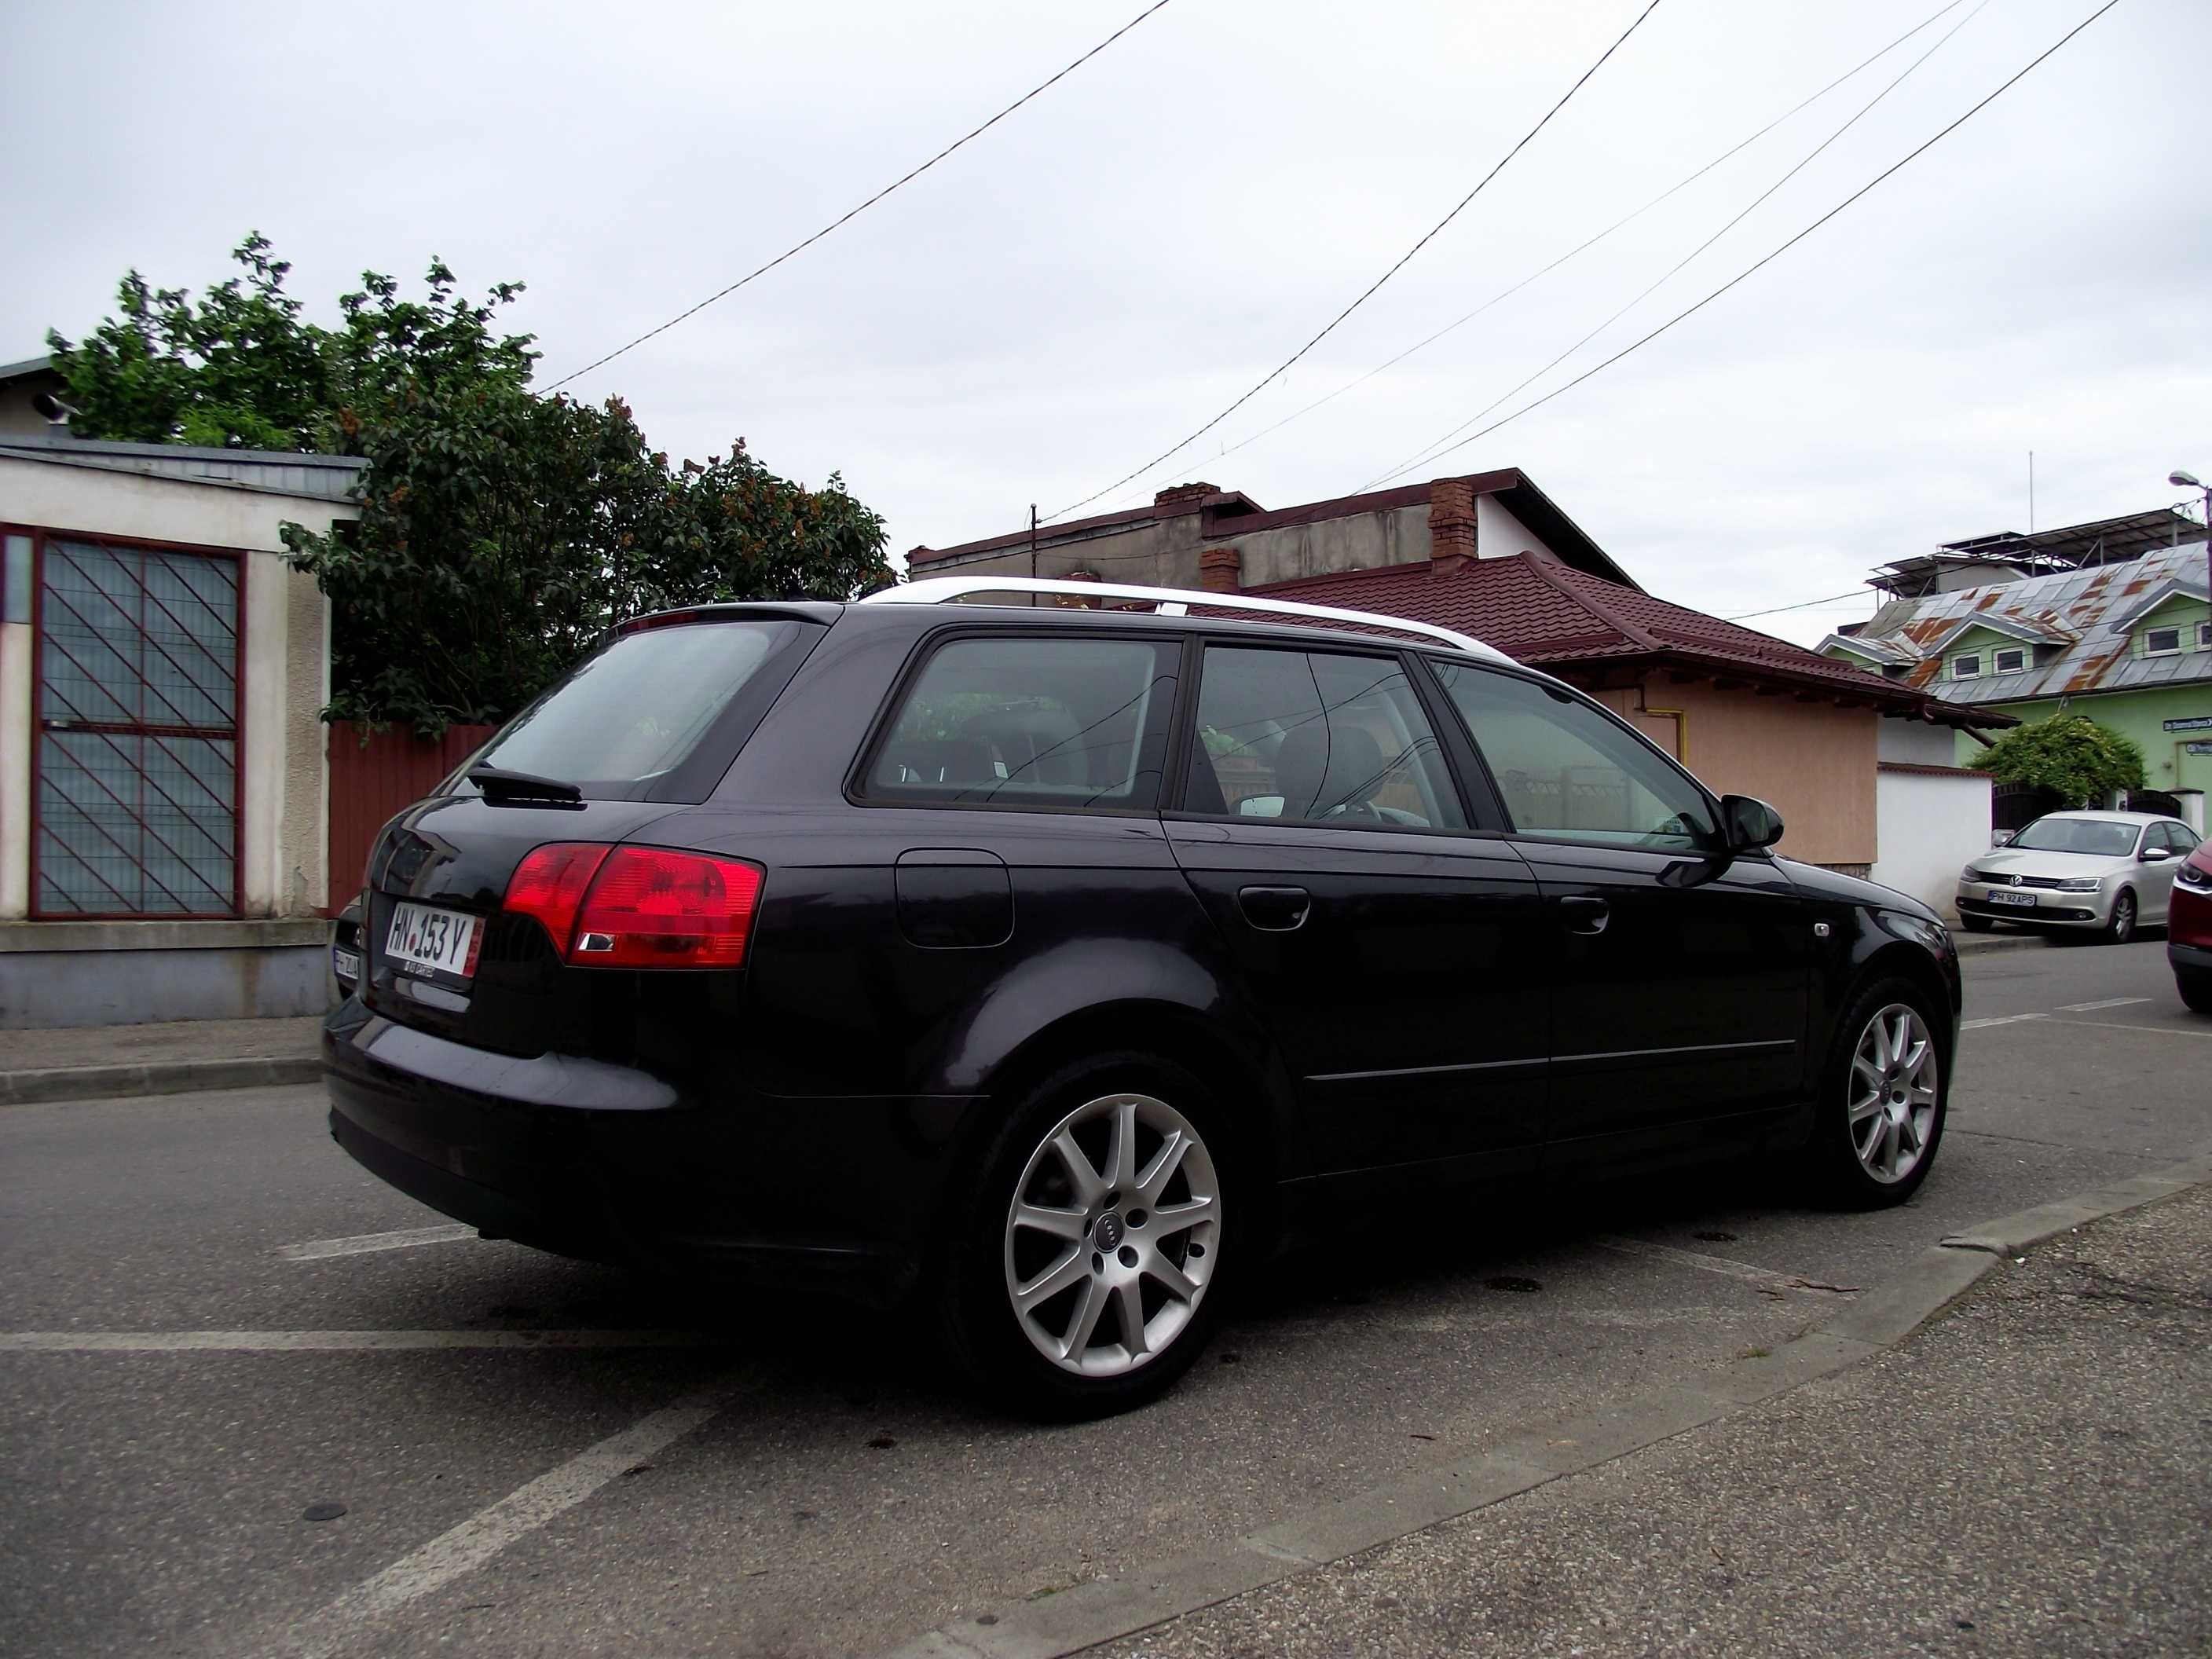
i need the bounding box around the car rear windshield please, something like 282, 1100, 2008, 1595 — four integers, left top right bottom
463, 619, 814, 802
2009, 818, 2137, 856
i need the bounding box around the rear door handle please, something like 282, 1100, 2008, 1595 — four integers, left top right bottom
1237, 884, 1311, 932
1558, 895, 1610, 936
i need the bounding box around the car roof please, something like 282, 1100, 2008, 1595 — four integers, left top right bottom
2031, 810, 2175, 826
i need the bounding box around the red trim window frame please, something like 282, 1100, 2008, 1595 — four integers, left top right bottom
15, 522, 248, 920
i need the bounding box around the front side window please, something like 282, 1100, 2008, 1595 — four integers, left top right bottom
2009, 817, 2139, 856
1992, 646, 2025, 673
2171, 822, 2203, 855
1181, 646, 1466, 830
2145, 626, 2182, 656
1430, 661, 1719, 851
1952, 653, 1982, 679
866, 635, 1176, 809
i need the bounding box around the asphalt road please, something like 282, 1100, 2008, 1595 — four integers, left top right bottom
2, 938, 2204, 1658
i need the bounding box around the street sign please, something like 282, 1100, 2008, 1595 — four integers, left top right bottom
2164, 716, 2212, 732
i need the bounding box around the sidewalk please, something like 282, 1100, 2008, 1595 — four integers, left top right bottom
1093, 1184, 2212, 1658
0, 1015, 324, 1104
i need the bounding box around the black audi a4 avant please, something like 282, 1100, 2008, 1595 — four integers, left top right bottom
325, 580, 1960, 1414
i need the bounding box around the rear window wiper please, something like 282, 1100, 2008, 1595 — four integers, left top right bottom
467, 765, 584, 804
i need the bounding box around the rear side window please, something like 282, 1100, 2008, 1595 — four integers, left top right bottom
866, 635, 1177, 809
1181, 646, 1467, 830
468, 619, 814, 802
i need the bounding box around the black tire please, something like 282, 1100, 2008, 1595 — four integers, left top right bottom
1959, 914, 1994, 934
2104, 888, 2137, 946
2178, 966, 2212, 1016
1804, 977, 1948, 1209
939, 1052, 1235, 1418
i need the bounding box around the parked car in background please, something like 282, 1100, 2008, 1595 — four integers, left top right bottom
2169, 840, 2212, 1013
323, 579, 1963, 1415
1955, 811, 2201, 944
331, 896, 364, 1000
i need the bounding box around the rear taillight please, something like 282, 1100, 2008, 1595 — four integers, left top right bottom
504, 843, 761, 969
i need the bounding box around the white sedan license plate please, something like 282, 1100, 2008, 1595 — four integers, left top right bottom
384, 903, 479, 978
1986, 888, 2036, 908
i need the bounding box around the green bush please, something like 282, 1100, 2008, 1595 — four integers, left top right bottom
1977, 714, 2146, 808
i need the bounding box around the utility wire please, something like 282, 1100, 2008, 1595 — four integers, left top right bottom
1726, 588, 1873, 621
1367, 0, 1989, 491
541, 0, 1179, 392
1042, 0, 1668, 523
1353, 0, 2123, 489
1078, 0, 1976, 519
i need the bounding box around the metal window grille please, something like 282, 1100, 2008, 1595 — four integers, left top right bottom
29, 532, 242, 917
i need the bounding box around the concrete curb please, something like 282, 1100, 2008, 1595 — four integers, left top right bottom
877, 1151, 2212, 1659
1951, 931, 2053, 957
0, 1056, 324, 1107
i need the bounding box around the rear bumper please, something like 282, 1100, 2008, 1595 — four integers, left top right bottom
321, 1002, 985, 1303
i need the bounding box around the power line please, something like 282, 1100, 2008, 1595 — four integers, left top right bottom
540, 0, 1179, 393
1072, 0, 1977, 520
1726, 588, 1873, 621
1353, 0, 2122, 488
1367, 0, 1989, 490
1041, 0, 1669, 524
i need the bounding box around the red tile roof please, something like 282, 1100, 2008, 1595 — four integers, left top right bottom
1243, 555, 2002, 724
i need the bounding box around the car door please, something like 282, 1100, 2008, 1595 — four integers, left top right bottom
1163, 640, 1551, 1186
1424, 658, 1812, 1168
2145, 822, 2194, 921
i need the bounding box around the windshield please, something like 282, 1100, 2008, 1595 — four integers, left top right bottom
466, 620, 807, 801
2009, 818, 2140, 857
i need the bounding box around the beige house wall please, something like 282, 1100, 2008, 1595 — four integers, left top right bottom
1588, 676, 1879, 868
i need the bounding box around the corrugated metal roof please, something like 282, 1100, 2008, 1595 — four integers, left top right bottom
1833, 542, 2210, 703
0, 434, 364, 504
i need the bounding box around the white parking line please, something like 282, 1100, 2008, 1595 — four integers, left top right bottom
1594, 1236, 1855, 1295
1961, 1013, 2051, 1030
2054, 997, 2153, 1013
280, 1381, 737, 1659
0, 1330, 727, 1353
277, 1222, 478, 1260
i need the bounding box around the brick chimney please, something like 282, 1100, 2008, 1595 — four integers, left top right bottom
1197, 545, 1242, 594
1429, 478, 1477, 575
1155, 482, 1218, 507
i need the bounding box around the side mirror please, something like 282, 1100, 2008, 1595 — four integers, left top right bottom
1992, 831, 2014, 847
2141, 845, 2173, 862
1721, 795, 1785, 852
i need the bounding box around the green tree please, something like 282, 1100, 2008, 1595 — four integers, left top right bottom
48, 236, 892, 734
1977, 714, 2147, 807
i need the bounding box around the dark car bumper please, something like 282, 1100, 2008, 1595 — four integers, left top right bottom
2170, 940, 2212, 973
321, 1002, 984, 1304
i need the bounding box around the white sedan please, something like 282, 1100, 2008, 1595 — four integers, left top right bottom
1957, 811, 2203, 944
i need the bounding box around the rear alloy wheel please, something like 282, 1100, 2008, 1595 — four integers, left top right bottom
944, 1056, 1231, 1415
2104, 888, 2137, 946
1808, 980, 1946, 1207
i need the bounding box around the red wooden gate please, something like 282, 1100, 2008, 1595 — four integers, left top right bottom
326, 722, 498, 911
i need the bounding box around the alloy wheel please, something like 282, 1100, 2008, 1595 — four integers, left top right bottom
1002, 1092, 1220, 1378
1848, 1003, 1939, 1185
2109, 891, 2135, 944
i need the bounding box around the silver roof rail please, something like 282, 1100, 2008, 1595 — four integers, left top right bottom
863, 575, 1514, 665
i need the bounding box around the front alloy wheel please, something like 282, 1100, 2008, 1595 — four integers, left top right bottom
1848, 1003, 1939, 1186
2104, 889, 2137, 945
1004, 1093, 1220, 1379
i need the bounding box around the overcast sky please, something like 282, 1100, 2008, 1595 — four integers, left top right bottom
8, 0, 2207, 643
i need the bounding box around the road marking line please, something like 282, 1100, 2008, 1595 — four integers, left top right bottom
2043, 1018, 2212, 1040
1961, 1013, 2051, 1030
0, 1330, 728, 1353
278, 1223, 477, 1260
2054, 997, 2154, 1013
280, 1382, 735, 1659
1594, 1236, 1855, 1295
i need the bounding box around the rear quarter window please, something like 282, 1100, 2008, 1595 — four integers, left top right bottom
862, 634, 1178, 811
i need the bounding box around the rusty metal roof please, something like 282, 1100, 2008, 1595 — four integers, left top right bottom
1828, 542, 2210, 704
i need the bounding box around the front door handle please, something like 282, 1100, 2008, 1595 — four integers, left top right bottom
1558, 895, 1610, 936
1237, 884, 1311, 932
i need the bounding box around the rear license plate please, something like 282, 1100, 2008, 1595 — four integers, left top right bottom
1986, 889, 2036, 908
384, 903, 480, 979
331, 947, 361, 983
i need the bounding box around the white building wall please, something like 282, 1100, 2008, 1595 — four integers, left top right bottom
1870, 764, 1992, 919
0, 456, 345, 921
1878, 718, 1966, 766
1475, 494, 1552, 562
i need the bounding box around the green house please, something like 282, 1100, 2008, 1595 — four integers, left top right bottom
1820, 540, 2212, 808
